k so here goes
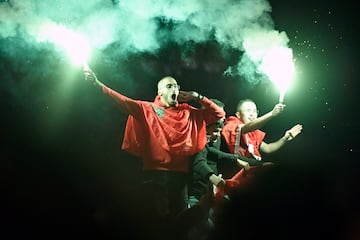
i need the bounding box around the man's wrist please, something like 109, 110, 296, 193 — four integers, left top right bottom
281, 136, 288, 142
196, 92, 204, 102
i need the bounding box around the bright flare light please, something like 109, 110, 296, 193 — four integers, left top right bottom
39, 24, 90, 68
258, 47, 295, 103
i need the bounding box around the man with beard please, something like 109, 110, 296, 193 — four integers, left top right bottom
84, 68, 225, 238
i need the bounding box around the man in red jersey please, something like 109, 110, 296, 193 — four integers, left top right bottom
84, 68, 225, 226
218, 98, 302, 201
222, 98, 302, 161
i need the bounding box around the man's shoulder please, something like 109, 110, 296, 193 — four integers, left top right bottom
225, 116, 241, 123
223, 116, 242, 130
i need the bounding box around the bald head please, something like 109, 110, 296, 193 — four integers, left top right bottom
157, 76, 176, 92
157, 76, 180, 107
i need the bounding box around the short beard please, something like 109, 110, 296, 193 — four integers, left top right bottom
169, 100, 177, 107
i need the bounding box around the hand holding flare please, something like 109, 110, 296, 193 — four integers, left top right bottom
83, 65, 104, 88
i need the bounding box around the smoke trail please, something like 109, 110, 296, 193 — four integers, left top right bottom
0, 0, 292, 85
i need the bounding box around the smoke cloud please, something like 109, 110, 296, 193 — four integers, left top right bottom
0, 0, 291, 84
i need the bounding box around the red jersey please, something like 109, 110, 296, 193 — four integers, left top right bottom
102, 86, 225, 172
221, 116, 265, 159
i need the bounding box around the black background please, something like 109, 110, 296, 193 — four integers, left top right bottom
2, 0, 359, 238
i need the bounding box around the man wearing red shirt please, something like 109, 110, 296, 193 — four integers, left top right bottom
212, 99, 303, 207
222, 98, 302, 161
84, 68, 225, 226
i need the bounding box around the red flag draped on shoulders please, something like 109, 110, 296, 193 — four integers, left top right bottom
102, 86, 224, 172
122, 95, 208, 157
122, 95, 210, 172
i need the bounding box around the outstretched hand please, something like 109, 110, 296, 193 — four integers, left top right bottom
83, 68, 104, 88
284, 124, 303, 141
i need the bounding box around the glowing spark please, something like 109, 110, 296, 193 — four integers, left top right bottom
258, 47, 295, 103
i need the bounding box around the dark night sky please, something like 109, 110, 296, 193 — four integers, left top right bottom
2, 0, 359, 238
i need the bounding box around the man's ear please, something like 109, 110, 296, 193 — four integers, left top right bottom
235, 111, 241, 118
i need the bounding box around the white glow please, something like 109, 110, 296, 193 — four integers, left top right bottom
39, 24, 90, 66
258, 47, 295, 103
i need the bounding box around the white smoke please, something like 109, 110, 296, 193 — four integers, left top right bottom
0, 0, 292, 84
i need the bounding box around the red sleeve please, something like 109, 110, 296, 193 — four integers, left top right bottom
102, 86, 142, 118
198, 97, 226, 125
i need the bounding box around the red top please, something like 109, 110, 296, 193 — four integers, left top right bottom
102, 86, 225, 172
221, 116, 265, 159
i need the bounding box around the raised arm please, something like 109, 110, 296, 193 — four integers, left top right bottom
178, 91, 225, 121
260, 124, 303, 154
84, 67, 105, 89
241, 103, 286, 134
83, 67, 142, 117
